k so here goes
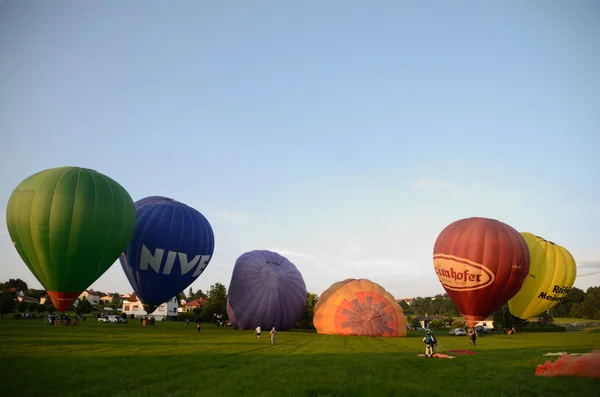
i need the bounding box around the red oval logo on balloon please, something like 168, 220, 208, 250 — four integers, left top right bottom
433, 255, 495, 291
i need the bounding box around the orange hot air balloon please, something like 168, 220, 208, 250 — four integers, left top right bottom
313, 278, 406, 337
433, 217, 530, 328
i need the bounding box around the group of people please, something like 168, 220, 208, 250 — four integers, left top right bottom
422, 327, 481, 357
187, 320, 277, 344
255, 325, 277, 344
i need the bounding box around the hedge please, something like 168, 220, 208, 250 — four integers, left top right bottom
515, 326, 566, 333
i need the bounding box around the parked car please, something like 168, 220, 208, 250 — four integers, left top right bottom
99, 315, 127, 323
474, 326, 488, 334
452, 328, 467, 336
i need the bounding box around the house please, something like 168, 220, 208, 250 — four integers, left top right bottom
474, 317, 494, 330
179, 298, 204, 313
17, 295, 39, 304
412, 315, 447, 329
39, 295, 49, 305
396, 298, 413, 306
121, 292, 178, 320
100, 294, 113, 304
78, 290, 102, 305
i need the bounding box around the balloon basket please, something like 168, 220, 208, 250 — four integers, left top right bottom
54, 320, 69, 326
142, 319, 155, 326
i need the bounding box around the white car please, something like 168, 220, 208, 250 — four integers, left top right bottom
99, 315, 127, 323
453, 328, 467, 336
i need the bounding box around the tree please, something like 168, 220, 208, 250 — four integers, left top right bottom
192, 289, 207, 300
202, 283, 227, 320
0, 292, 16, 318
27, 302, 37, 312
429, 319, 445, 329
78, 298, 92, 314
398, 300, 410, 311
411, 317, 421, 328
569, 303, 583, 318
188, 287, 194, 299
36, 304, 46, 314
581, 287, 600, 320
552, 287, 585, 317
451, 320, 466, 329
17, 301, 27, 313
110, 293, 121, 309
297, 292, 318, 329
493, 304, 505, 330
0, 278, 28, 292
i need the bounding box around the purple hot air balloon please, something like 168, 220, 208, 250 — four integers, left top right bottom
227, 250, 307, 330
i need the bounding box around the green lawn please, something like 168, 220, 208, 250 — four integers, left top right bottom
1, 318, 598, 397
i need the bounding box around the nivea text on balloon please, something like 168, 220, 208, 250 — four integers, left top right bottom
138, 245, 210, 276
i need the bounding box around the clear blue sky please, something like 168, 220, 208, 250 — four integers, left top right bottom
1, 0, 598, 299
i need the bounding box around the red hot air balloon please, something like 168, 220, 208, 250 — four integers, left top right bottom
433, 217, 530, 327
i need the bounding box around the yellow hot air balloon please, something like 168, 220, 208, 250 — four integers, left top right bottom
508, 232, 577, 320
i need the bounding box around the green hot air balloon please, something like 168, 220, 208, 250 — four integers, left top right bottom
6, 166, 136, 312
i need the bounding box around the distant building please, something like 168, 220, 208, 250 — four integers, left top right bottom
78, 290, 102, 305
396, 298, 413, 306
179, 298, 204, 313
17, 295, 39, 304
474, 317, 494, 329
121, 292, 178, 320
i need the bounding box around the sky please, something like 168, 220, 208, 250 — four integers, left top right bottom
0, 1, 599, 300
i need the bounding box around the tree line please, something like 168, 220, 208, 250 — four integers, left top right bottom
2, 278, 598, 327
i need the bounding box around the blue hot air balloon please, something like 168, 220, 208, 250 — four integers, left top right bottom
227, 250, 307, 330
120, 196, 215, 313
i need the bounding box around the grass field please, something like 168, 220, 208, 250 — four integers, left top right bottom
1, 319, 598, 397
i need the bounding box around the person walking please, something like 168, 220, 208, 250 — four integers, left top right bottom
468, 328, 477, 346
197, 322, 202, 332
270, 327, 277, 345
255, 325, 261, 339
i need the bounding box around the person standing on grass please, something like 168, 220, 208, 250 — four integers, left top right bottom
255, 325, 261, 339
423, 330, 435, 358
197, 322, 201, 332
469, 328, 477, 346
270, 327, 277, 345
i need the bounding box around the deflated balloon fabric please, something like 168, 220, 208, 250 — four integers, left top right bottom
313, 278, 406, 337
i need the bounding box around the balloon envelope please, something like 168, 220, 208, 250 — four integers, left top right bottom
227, 250, 306, 330
313, 278, 406, 337
120, 196, 215, 313
433, 217, 530, 327
508, 232, 577, 320
6, 166, 136, 311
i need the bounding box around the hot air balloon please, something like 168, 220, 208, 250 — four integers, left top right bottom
6, 166, 136, 311
313, 278, 406, 337
508, 233, 577, 320
119, 196, 215, 314
227, 250, 306, 330
433, 217, 530, 327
